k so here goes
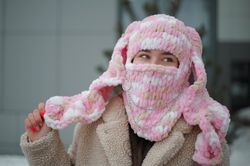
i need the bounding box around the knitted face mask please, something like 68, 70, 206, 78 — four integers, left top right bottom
44, 14, 230, 165
123, 63, 187, 141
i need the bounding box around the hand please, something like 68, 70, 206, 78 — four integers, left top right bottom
25, 103, 52, 142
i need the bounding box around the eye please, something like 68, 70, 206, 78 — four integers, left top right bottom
139, 53, 150, 60
132, 52, 151, 64
162, 57, 174, 62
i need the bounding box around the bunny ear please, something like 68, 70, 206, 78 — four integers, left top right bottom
187, 27, 207, 92
44, 21, 140, 129
179, 27, 207, 115
89, 21, 141, 97
190, 53, 207, 91
182, 27, 230, 165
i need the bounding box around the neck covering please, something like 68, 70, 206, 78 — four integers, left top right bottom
44, 14, 230, 165
122, 63, 187, 141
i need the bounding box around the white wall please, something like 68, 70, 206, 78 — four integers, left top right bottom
218, 0, 250, 42
0, 0, 116, 154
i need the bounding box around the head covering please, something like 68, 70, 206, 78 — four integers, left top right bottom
44, 14, 230, 165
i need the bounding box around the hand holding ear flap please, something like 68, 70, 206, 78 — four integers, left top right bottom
44, 21, 140, 129
44, 91, 106, 129
182, 27, 230, 165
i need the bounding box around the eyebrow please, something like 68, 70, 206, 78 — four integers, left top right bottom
141, 49, 174, 56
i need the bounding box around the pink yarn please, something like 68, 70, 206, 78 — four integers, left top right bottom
44, 14, 230, 165
122, 63, 186, 141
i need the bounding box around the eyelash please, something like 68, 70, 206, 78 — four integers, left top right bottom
139, 54, 150, 59
162, 57, 174, 62
139, 54, 174, 62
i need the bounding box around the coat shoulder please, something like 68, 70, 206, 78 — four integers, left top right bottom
102, 95, 127, 122
167, 124, 230, 166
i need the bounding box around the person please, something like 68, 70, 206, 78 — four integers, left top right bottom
20, 14, 230, 166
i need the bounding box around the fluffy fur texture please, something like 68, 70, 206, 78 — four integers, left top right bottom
44, 14, 230, 165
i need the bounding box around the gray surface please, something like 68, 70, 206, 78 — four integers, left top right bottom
218, 42, 250, 109
0, 0, 116, 154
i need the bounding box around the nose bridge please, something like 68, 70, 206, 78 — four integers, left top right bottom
151, 52, 161, 65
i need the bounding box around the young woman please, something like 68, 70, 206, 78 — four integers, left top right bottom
21, 14, 230, 166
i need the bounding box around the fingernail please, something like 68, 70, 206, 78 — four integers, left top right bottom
31, 127, 37, 132
40, 111, 45, 118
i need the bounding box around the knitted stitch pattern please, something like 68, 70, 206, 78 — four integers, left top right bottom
122, 63, 187, 142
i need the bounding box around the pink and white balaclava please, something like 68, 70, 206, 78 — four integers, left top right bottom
44, 14, 230, 165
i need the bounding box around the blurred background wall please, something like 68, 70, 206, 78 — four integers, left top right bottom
0, 0, 116, 154
0, 0, 249, 155
218, 0, 250, 113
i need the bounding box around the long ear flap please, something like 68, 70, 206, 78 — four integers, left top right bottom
180, 27, 207, 115
182, 27, 230, 165
187, 27, 207, 95
44, 21, 139, 129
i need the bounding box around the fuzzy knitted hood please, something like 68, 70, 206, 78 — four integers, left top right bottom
44, 14, 230, 165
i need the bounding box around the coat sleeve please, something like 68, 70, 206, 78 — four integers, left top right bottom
20, 124, 82, 166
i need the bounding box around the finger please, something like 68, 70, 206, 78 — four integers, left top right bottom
38, 102, 45, 112
25, 118, 32, 129
31, 126, 38, 132
33, 109, 43, 126
28, 112, 37, 128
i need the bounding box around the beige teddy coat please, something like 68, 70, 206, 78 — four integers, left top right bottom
20, 96, 230, 166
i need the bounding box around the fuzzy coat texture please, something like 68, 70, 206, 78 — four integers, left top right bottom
20, 96, 230, 166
